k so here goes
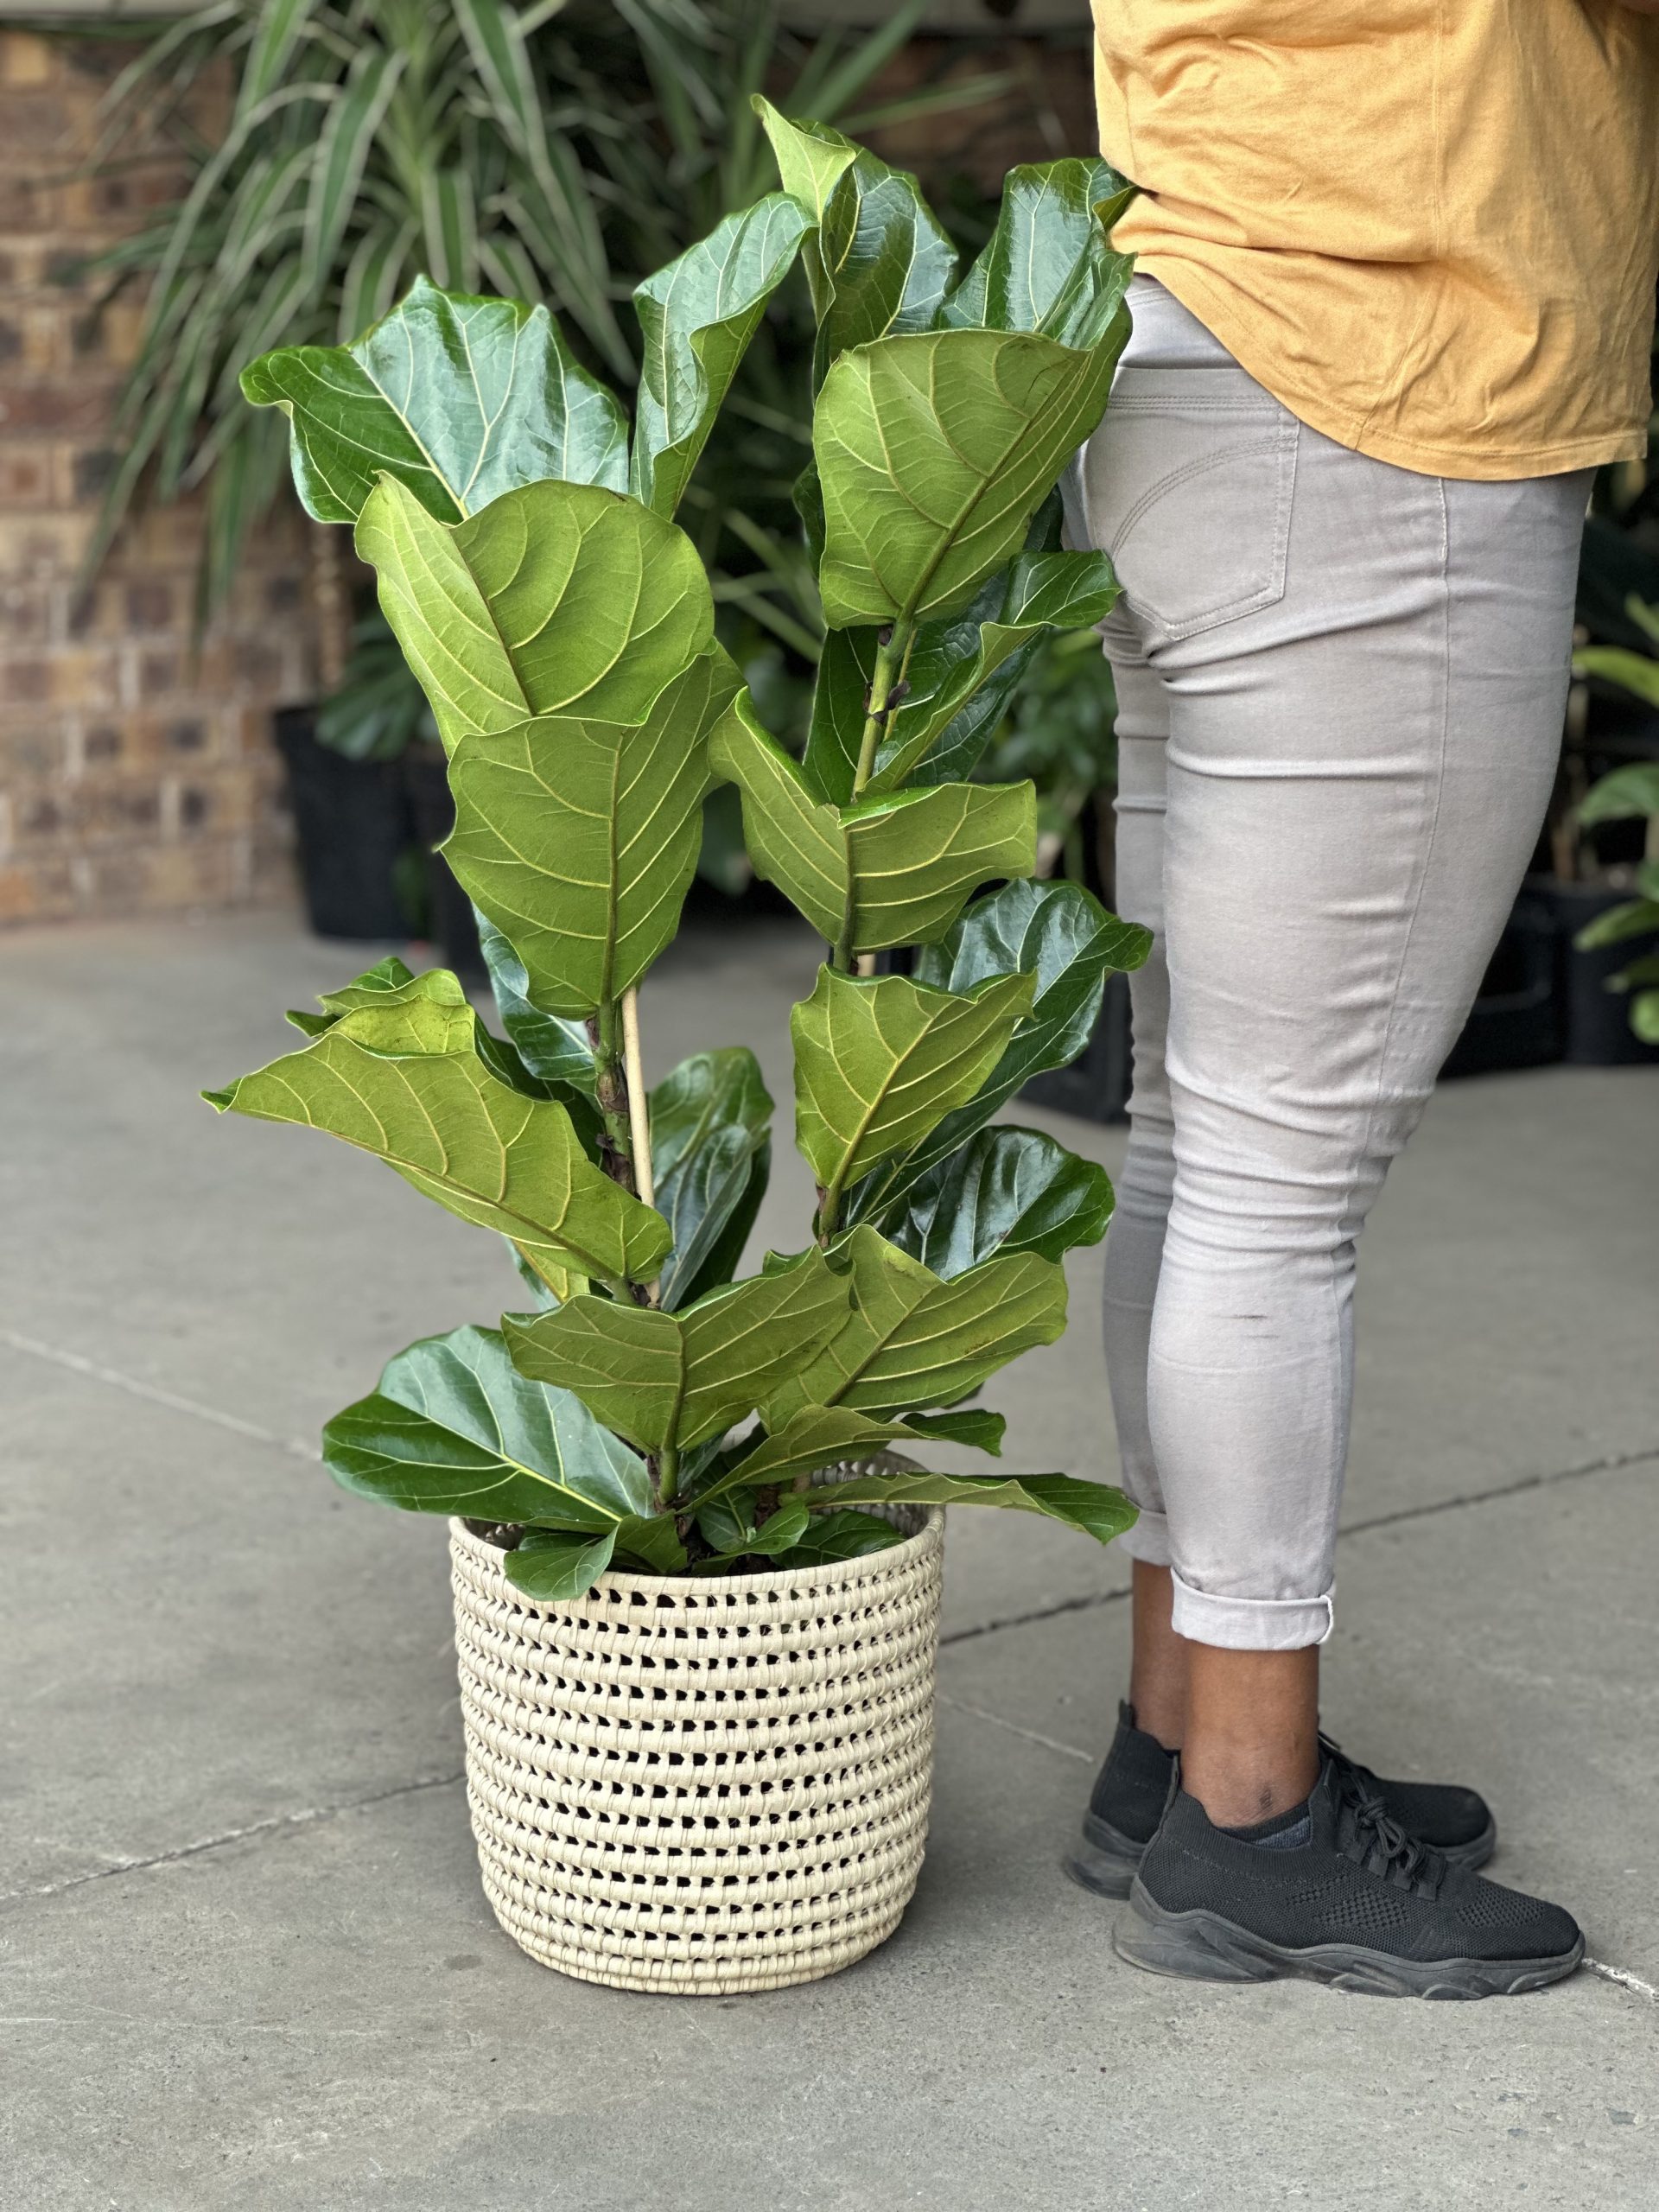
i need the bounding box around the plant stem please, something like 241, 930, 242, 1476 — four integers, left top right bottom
831, 618, 915, 973
657, 1442, 681, 1509
621, 988, 655, 1207
589, 999, 636, 1194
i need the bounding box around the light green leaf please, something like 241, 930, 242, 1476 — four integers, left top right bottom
505, 1249, 852, 1456
849, 880, 1150, 1225
804, 547, 1119, 801
650, 1049, 774, 1312
1630, 988, 1659, 1044
443, 648, 740, 1014
755, 99, 956, 388
791, 964, 1036, 1212
886, 1125, 1114, 1276
1579, 760, 1659, 824
203, 978, 669, 1290
242, 277, 629, 527
817, 1466, 1135, 1547
750, 97, 858, 223
814, 325, 1124, 628
631, 193, 812, 518
1574, 897, 1659, 950
766, 1226, 1067, 1424
354, 475, 712, 751
322, 1323, 649, 1527
713, 702, 1035, 950
938, 157, 1135, 348
1574, 647, 1659, 711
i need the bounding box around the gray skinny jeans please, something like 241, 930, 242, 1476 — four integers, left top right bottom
1077, 278, 1591, 1650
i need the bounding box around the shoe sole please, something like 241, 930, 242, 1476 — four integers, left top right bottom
1111, 1878, 1583, 1999
1065, 1810, 1498, 1903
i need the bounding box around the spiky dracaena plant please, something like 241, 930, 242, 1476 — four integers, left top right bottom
203, 106, 1151, 1592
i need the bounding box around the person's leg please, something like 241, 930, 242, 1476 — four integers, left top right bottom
1147, 450, 1591, 1824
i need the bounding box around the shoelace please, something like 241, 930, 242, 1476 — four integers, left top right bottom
1322, 1736, 1446, 1897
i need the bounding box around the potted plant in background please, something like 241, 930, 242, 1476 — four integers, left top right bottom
1569, 602, 1659, 1052
204, 109, 1149, 1994
78, 0, 1012, 952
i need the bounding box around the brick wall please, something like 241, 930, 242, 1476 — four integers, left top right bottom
0, 28, 313, 929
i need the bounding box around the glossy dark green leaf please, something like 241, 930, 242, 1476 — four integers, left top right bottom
505, 1249, 851, 1456
765, 1225, 1067, 1424
631, 193, 812, 518
938, 158, 1135, 347
478, 916, 597, 1094
650, 1048, 774, 1311
899, 1407, 1006, 1456
501, 1526, 618, 1599
756, 99, 955, 388
322, 1323, 650, 1526
242, 276, 629, 526
695, 1493, 811, 1564
886, 1125, 1114, 1276
849, 880, 1150, 1225
791, 965, 1036, 1216
355, 475, 712, 752
713, 701, 1036, 950
766, 1508, 908, 1568
696, 1403, 925, 1500
444, 648, 741, 1015
203, 967, 669, 1290
815, 1466, 1135, 1547
804, 548, 1119, 802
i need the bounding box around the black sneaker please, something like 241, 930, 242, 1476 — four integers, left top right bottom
1113, 1756, 1582, 1999
1066, 1703, 1496, 1899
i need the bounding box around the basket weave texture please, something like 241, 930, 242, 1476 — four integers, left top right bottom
448, 1487, 945, 1996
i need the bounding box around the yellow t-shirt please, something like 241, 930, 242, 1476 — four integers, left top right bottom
1091, 1, 1659, 479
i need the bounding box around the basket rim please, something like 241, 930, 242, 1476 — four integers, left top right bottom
449, 1501, 944, 1604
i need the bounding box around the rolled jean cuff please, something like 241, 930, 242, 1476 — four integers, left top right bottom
1170, 1573, 1333, 1651
1114, 1505, 1170, 1567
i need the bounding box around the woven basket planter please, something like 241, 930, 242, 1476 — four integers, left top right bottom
448, 1482, 946, 1996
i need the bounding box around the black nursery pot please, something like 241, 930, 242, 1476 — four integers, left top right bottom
273, 705, 413, 941
404, 741, 486, 981
1439, 889, 1563, 1080
1536, 878, 1659, 1069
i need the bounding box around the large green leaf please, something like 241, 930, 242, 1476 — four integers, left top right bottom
1574, 896, 1659, 950
766, 1225, 1067, 1423
815, 1466, 1135, 1547
791, 964, 1036, 1211
938, 158, 1135, 347
814, 325, 1124, 629
651, 1049, 774, 1313
631, 193, 812, 518
355, 475, 713, 751
755, 99, 956, 389
695, 1403, 925, 1501
203, 975, 669, 1290
443, 648, 741, 1015
849, 880, 1150, 1225
242, 276, 629, 526
505, 1249, 851, 1457
886, 1125, 1114, 1276
766, 1509, 908, 1567
477, 916, 596, 1094
804, 547, 1119, 802
712, 702, 1036, 950
322, 1324, 649, 1527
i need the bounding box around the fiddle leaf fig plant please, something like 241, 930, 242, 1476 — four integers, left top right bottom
208, 112, 1153, 1593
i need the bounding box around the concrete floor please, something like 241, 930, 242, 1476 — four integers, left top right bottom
3, 906, 1656, 2211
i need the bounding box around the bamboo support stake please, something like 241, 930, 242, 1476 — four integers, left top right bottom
621, 988, 654, 1210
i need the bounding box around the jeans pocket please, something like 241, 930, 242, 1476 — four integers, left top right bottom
1084, 373, 1300, 646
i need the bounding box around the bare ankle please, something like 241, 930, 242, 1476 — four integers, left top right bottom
1181, 1640, 1320, 1830
1128, 1560, 1186, 1749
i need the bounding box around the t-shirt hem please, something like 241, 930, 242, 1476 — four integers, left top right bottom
1141, 257, 1646, 483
